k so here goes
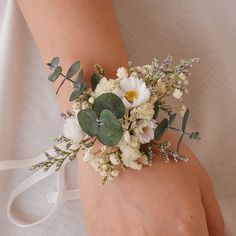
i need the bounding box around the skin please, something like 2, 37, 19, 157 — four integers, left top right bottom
16, 0, 225, 235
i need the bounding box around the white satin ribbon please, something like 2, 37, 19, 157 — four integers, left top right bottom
0, 144, 80, 228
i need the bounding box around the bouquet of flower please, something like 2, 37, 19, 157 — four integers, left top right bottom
31, 56, 201, 184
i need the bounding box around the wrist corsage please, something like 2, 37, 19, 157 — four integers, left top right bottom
31, 56, 201, 184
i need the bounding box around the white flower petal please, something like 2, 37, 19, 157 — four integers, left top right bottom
63, 117, 86, 143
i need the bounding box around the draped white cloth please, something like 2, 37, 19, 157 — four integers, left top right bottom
0, 0, 235, 235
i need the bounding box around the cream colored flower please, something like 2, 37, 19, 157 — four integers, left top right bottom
83, 149, 94, 163
123, 130, 139, 148
63, 116, 86, 143
90, 158, 100, 172
113, 76, 150, 108
120, 144, 142, 170
135, 119, 157, 144
88, 96, 95, 104
179, 73, 186, 80
130, 71, 138, 77
173, 89, 183, 99
94, 77, 118, 97
138, 154, 149, 165
109, 154, 120, 165
116, 67, 128, 79
111, 170, 119, 177
131, 102, 155, 120
129, 161, 142, 170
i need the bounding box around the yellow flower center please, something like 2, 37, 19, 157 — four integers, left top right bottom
124, 90, 138, 102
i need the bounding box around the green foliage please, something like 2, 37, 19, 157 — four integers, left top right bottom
93, 93, 125, 119
69, 81, 86, 101
48, 66, 62, 82
153, 101, 159, 119
66, 61, 80, 79
76, 69, 84, 85
77, 109, 123, 146
97, 110, 123, 146
154, 118, 168, 140
182, 108, 189, 132
77, 109, 99, 136
91, 74, 101, 91
47, 56, 60, 70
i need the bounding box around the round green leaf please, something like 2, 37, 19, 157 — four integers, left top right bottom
93, 93, 125, 119
66, 61, 80, 79
154, 118, 168, 140
48, 66, 62, 82
97, 109, 123, 146
77, 109, 98, 136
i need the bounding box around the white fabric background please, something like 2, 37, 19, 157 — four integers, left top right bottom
0, 0, 235, 235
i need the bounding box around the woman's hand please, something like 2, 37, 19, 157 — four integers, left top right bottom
78, 130, 225, 236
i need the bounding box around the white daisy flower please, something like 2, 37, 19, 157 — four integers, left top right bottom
113, 76, 150, 108
135, 119, 157, 144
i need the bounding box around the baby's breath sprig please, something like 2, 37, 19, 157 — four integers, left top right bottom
29, 135, 93, 172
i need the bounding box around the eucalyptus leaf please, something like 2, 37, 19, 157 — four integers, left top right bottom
154, 118, 168, 140
69, 81, 86, 101
153, 101, 160, 119
168, 113, 177, 126
47, 56, 60, 70
77, 109, 98, 136
48, 66, 62, 82
93, 93, 125, 119
75, 69, 84, 85
66, 61, 80, 79
182, 108, 189, 132
91, 74, 101, 91
97, 109, 123, 146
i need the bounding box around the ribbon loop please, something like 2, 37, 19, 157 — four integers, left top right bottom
0, 145, 80, 228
